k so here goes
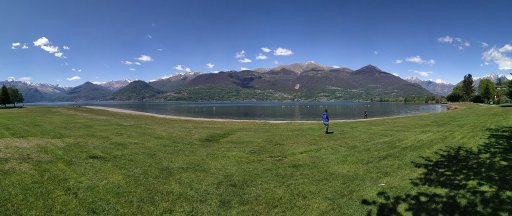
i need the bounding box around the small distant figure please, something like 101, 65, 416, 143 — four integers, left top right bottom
364, 110, 368, 119
322, 109, 330, 135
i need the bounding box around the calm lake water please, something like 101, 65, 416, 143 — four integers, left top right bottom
26, 101, 447, 121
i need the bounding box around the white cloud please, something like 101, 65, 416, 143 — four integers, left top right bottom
401, 56, 435, 65
19, 77, 32, 81
41, 45, 59, 53
11, 42, 20, 49
240, 67, 249, 70
238, 58, 252, 63
437, 35, 471, 50
255, 53, 268, 60
274, 47, 293, 56
129, 68, 136, 71
392, 73, 399, 77
437, 35, 454, 43
67, 76, 81, 81
11, 42, 29, 49
33, 37, 49, 46
481, 42, 489, 48
332, 65, 340, 68
235, 50, 246, 58
207, 63, 215, 69
122, 60, 141, 65
411, 70, 433, 77
429, 78, 448, 84
374, 50, 379, 55
499, 44, 512, 52
261, 47, 271, 53
147, 34, 152, 39
394, 59, 403, 64
157, 48, 163, 51
33, 37, 66, 58
136, 55, 153, 62
54, 52, 64, 58
63, 46, 70, 50
175, 65, 185, 70
175, 64, 191, 72
7, 76, 16, 81
274, 60, 279, 65
482, 44, 512, 70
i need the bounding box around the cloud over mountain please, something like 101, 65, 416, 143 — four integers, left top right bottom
274, 47, 293, 56
482, 44, 512, 70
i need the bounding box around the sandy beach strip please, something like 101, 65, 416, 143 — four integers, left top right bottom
83, 106, 436, 123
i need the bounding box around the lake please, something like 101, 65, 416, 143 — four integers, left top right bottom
25, 101, 447, 121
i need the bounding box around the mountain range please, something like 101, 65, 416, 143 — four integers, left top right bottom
405, 77, 455, 96
5, 62, 507, 102
471, 72, 511, 87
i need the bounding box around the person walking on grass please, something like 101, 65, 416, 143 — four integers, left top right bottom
364, 110, 368, 119
322, 109, 330, 135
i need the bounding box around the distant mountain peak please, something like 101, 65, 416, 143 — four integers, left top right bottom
264, 61, 336, 74
405, 76, 422, 82
158, 72, 202, 81
475, 72, 511, 81
406, 76, 452, 85
359, 64, 381, 71
405, 76, 454, 96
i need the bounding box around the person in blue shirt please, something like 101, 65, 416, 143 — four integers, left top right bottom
322, 109, 329, 134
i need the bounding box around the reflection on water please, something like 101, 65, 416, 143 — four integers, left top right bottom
26, 101, 447, 121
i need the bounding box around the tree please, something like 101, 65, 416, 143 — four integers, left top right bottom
478, 79, 496, 104
446, 85, 463, 102
507, 76, 512, 100
447, 92, 463, 102
461, 74, 475, 101
0, 85, 11, 108
496, 77, 504, 87
8, 88, 24, 107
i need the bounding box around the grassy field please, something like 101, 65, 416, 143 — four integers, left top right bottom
0, 104, 510, 215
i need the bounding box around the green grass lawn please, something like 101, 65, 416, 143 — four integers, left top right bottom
0, 104, 510, 215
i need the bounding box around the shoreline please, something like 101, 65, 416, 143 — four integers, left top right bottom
83, 106, 446, 123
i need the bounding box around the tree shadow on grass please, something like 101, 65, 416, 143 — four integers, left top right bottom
362, 126, 512, 215
0, 106, 25, 109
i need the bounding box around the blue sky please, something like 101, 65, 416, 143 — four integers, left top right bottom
1, 0, 512, 86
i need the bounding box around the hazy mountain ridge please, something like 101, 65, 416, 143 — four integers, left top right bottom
0, 80, 69, 102
152, 64, 433, 101
150, 72, 201, 91
94, 80, 132, 91
112, 80, 162, 101
66, 82, 113, 101
405, 77, 455, 96
472, 72, 511, 87
2, 63, 438, 102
